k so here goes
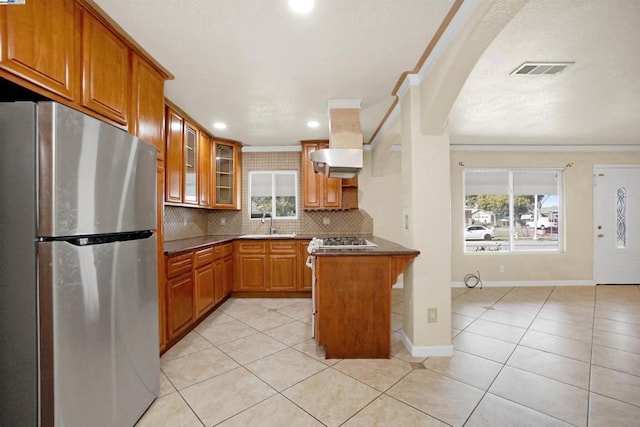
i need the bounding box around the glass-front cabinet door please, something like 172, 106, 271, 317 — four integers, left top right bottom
215, 143, 233, 205
213, 141, 240, 209
183, 122, 198, 204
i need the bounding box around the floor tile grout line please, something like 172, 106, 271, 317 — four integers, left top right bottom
461, 285, 565, 426
173, 389, 206, 427
148, 290, 640, 426
587, 286, 600, 427
219, 296, 444, 425
277, 392, 329, 426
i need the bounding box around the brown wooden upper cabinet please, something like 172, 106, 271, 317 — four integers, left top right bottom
165, 106, 184, 204
198, 131, 211, 207
212, 140, 242, 209
164, 107, 242, 209
0, 0, 172, 134
301, 140, 358, 210
81, 10, 130, 126
165, 112, 199, 205
130, 54, 166, 160
0, 0, 79, 101
182, 121, 198, 205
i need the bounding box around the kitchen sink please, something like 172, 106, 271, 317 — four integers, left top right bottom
239, 233, 297, 239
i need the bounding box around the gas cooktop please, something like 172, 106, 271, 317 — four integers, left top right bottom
318, 236, 378, 248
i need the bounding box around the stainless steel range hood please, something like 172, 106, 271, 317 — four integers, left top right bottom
310, 100, 363, 179
311, 148, 363, 179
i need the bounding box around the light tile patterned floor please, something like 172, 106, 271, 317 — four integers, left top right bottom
136, 285, 640, 426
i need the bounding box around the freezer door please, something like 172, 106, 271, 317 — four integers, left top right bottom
38, 102, 156, 237
38, 235, 159, 427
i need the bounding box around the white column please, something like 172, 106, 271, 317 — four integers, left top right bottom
400, 82, 453, 356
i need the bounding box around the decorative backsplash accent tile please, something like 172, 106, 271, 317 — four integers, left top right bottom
164, 150, 373, 240
302, 210, 373, 236
208, 210, 243, 235
164, 206, 209, 241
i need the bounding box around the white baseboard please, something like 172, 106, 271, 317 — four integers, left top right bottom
401, 330, 454, 357
451, 280, 596, 288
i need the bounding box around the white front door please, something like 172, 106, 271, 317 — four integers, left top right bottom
594, 166, 640, 284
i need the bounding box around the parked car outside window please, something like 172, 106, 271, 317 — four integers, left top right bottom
465, 225, 494, 241
525, 216, 555, 230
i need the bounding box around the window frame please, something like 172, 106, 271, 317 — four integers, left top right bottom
248, 170, 298, 220
463, 168, 564, 254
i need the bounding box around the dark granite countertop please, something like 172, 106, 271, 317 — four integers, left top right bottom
164, 235, 238, 254
164, 234, 316, 254
164, 234, 419, 256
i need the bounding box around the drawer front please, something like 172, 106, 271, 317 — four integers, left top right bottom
166, 252, 193, 278
214, 242, 233, 259
269, 241, 297, 254
194, 246, 214, 268
236, 241, 267, 254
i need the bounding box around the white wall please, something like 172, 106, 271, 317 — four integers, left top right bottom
359, 150, 404, 241
450, 150, 640, 284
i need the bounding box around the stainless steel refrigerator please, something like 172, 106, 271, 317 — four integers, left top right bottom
0, 102, 159, 426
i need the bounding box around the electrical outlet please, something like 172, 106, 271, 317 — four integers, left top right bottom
404, 214, 409, 230
183, 218, 187, 226
323, 217, 330, 225
499, 264, 505, 273
220, 217, 226, 225
427, 308, 438, 323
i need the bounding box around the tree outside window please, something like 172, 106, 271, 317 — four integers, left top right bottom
249, 171, 297, 219
464, 169, 562, 253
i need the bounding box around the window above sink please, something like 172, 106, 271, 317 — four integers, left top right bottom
249, 171, 298, 220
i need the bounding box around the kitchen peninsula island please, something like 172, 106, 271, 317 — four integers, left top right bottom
311, 237, 419, 359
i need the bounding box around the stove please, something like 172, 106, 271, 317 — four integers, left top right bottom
320, 236, 377, 247
307, 236, 378, 251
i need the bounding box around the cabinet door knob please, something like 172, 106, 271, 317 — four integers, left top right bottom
598, 234, 604, 238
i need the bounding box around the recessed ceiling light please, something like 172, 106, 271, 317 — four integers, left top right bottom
307, 120, 320, 128
213, 122, 227, 130
289, 0, 314, 14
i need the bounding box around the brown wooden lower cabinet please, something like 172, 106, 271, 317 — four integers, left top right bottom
268, 241, 297, 291
298, 240, 312, 291
165, 251, 194, 341
166, 272, 194, 340
314, 254, 417, 359
194, 246, 215, 317
234, 239, 304, 293
213, 243, 233, 305
194, 264, 214, 317
164, 238, 312, 352
223, 255, 234, 296
164, 241, 234, 350
269, 255, 297, 291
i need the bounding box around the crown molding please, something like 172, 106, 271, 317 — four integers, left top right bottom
368, 103, 402, 149
242, 145, 302, 153
450, 144, 640, 152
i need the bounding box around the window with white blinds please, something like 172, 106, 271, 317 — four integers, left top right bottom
249, 171, 298, 219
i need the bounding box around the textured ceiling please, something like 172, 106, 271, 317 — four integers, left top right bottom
449, 0, 640, 146
93, 0, 640, 148
94, 0, 454, 146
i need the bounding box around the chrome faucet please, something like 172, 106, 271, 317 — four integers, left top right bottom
261, 212, 277, 234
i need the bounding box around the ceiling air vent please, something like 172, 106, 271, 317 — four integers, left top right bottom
511, 62, 574, 76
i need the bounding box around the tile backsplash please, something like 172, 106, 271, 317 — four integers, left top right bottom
164, 206, 210, 241
164, 151, 373, 241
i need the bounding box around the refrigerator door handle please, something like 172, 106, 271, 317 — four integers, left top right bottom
42, 230, 154, 246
